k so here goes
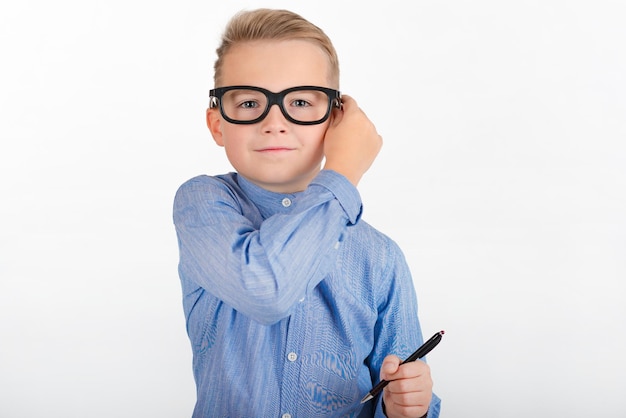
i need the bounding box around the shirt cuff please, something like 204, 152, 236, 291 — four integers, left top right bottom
310, 170, 362, 225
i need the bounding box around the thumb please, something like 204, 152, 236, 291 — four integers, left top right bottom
380, 355, 402, 381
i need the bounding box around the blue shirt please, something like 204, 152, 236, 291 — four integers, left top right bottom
173, 170, 441, 417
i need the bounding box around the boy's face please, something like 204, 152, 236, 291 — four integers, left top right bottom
207, 40, 335, 193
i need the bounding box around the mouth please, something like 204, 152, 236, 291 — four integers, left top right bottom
256, 146, 294, 153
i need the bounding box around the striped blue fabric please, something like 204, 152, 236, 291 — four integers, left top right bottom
174, 170, 440, 417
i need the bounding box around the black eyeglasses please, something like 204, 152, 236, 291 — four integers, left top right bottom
209, 85, 341, 125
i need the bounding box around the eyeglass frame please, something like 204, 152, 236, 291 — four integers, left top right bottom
209, 85, 342, 126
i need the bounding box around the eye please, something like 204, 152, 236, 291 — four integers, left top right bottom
239, 100, 260, 109
224, 89, 266, 110
286, 90, 327, 109
291, 98, 311, 108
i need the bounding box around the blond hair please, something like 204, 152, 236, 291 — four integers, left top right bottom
213, 8, 339, 87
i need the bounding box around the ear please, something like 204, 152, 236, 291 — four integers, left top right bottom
206, 107, 225, 147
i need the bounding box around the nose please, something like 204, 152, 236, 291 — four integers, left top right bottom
261, 103, 288, 133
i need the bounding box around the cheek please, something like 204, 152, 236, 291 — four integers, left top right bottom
220, 126, 254, 163
304, 123, 329, 146
220, 125, 247, 149
222, 135, 245, 157
222, 142, 247, 172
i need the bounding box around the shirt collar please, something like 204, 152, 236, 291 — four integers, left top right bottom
236, 174, 299, 218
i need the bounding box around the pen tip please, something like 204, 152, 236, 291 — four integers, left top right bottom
360, 394, 373, 404
440, 330, 445, 335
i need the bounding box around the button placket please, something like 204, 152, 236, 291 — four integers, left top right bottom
279, 297, 306, 415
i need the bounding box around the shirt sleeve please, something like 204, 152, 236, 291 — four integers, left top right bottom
173, 170, 362, 325
368, 239, 442, 418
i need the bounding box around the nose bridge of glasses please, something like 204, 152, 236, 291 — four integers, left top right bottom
266, 91, 285, 110
264, 91, 292, 121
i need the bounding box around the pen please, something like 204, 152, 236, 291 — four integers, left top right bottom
360, 330, 445, 404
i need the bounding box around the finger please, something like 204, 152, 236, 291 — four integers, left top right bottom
387, 361, 431, 385
383, 385, 424, 404
383, 386, 431, 418
339, 93, 354, 105
338, 94, 357, 113
385, 373, 431, 396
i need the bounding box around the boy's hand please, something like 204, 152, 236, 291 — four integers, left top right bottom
322, 95, 382, 186
380, 355, 433, 418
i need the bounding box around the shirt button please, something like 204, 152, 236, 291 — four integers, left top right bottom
287, 352, 298, 362
281, 198, 292, 207
282, 414, 292, 418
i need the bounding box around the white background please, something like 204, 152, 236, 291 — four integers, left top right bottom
1, 1, 625, 417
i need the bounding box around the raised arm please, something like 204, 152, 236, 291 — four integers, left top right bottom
174, 171, 361, 325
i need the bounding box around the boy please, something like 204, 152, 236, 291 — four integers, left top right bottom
173, 8, 441, 418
